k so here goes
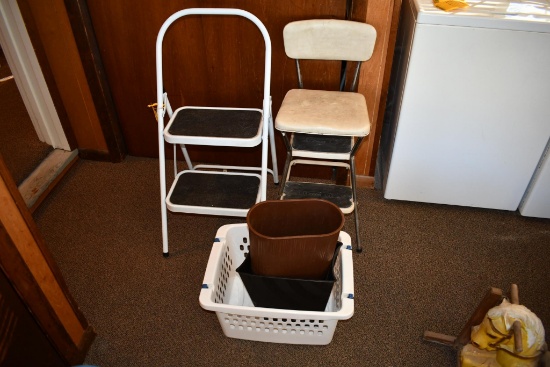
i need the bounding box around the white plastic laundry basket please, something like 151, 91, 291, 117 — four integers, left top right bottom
199, 223, 354, 345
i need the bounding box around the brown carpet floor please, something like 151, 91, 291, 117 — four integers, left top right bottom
0, 50, 53, 185
33, 156, 550, 367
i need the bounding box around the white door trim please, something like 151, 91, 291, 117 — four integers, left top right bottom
0, 0, 70, 150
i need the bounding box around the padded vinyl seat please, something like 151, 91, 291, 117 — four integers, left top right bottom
276, 89, 370, 137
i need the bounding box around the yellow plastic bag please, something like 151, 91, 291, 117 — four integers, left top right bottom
433, 0, 469, 11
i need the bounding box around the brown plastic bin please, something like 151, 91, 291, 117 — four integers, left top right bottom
246, 199, 344, 279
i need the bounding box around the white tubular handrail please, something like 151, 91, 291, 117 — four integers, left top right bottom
156, 8, 272, 121
155, 9, 272, 254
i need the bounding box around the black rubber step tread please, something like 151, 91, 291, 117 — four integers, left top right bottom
282, 181, 353, 209
292, 133, 352, 154
168, 108, 261, 139
169, 172, 260, 209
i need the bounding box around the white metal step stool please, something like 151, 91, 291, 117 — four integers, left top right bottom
155, 8, 278, 257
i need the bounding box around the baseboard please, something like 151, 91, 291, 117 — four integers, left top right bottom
78, 149, 112, 161
356, 175, 375, 189
18, 149, 79, 212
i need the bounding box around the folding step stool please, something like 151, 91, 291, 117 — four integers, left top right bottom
155, 8, 278, 257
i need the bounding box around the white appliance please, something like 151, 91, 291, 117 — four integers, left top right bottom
378, 0, 550, 211
519, 137, 550, 218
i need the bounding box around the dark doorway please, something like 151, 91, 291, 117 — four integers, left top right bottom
0, 46, 52, 185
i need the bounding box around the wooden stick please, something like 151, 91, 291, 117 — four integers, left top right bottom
509, 284, 519, 305
455, 287, 503, 346
512, 320, 523, 353
423, 331, 457, 346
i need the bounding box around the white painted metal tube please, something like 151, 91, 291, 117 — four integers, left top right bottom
155, 8, 273, 252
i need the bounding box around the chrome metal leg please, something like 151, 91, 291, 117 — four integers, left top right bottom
350, 137, 364, 253
268, 98, 279, 184
350, 154, 362, 253
278, 132, 293, 198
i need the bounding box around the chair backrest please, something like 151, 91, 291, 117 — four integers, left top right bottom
283, 19, 377, 62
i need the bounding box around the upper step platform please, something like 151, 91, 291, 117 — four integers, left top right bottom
164, 107, 263, 147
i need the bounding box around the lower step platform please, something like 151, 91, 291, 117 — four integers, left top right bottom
281, 181, 354, 214
166, 170, 261, 216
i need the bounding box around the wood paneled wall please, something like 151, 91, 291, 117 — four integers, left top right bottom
87, 0, 401, 180
353, 0, 401, 178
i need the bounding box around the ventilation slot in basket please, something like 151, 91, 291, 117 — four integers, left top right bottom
221, 314, 331, 337
332, 254, 343, 311
215, 247, 233, 304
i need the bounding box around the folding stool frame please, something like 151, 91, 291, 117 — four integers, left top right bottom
155, 8, 278, 257
276, 19, 377, 253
